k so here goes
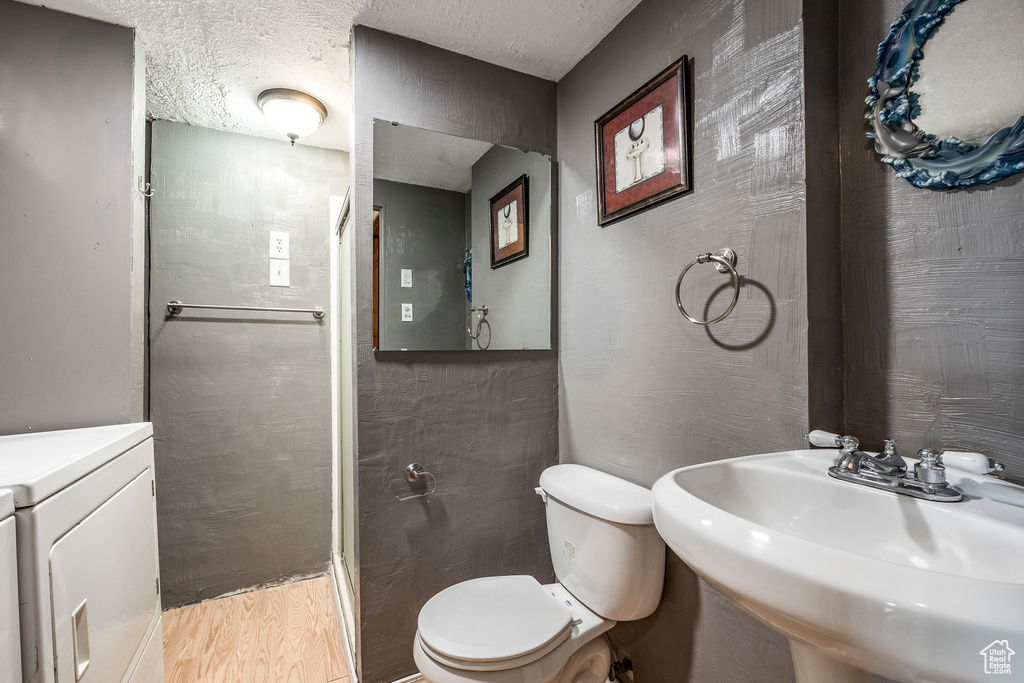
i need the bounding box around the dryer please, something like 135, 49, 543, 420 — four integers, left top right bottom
1, 488, 21, 683
0, 424, 164, 683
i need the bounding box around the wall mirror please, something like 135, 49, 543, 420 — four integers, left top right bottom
867, 0, 1024, 189
372, 120, 553, 351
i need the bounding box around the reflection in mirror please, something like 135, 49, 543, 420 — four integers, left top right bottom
372, 121, 552, 351
912, 0, 1024, 145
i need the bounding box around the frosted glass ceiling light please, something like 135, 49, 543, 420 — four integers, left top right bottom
257, 88, 327, 145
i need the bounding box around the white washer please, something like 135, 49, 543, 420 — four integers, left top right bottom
0, 424, 164, 683
1, 488, 21, 683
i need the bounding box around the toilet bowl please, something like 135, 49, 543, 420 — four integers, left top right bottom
414, 465, 665, 683
414, 579, 612, 683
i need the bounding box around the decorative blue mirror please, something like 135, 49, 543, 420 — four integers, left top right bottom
866, 0, 1024, 189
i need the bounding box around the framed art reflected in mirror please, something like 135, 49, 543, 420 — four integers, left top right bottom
595, 56, 693, 225
490, 174, 528, 268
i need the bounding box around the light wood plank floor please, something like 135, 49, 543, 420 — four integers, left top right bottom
163, 576, 350, 683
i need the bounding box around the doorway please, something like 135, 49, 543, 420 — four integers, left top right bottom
335, 197, 358, 658
148, 120, 343, 607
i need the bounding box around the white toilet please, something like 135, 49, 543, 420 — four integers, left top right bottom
413, 464, 665, 683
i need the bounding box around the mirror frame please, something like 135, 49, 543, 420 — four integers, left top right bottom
866, 0, 1024, 189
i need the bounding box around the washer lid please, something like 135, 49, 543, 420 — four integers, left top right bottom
0, 424, 153, 507
418, 576, 573, 665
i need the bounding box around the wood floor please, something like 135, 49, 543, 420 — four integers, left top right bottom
163, 576, 350, 683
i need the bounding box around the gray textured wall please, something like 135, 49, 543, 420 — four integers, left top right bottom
839, 0, 1024, 478
374, 179, 468, 350
557, 0, 813, 680
0, 1, 137, 435
351, 27, 559, 683
805, 0, 844, 432
470, 145, 553, 350
149, 121, 348, 607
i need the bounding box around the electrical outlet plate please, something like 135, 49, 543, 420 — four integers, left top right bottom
269, 231, 289, 259
401, 269, 413, 287
401, 303, 413, 321
270, 259, 290, 287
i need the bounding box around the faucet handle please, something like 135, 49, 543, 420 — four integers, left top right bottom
806, 430, 843, 448
915, 448, 947, 484
839, 435, 860, 452
883, 439, 897, 455
942, 451, 1005, 475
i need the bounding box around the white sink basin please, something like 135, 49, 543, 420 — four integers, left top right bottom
652, 449, 1024, 683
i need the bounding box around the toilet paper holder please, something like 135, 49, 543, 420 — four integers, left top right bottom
396, 463, 438, 501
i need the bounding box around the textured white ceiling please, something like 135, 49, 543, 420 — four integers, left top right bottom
374, 122, 493, 192
17, 0, 640, 152
356, 0, 642, 81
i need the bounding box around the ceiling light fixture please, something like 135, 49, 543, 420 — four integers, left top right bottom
257, 88, 328, 145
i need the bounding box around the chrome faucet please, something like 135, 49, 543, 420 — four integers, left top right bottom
806, 430, 964, 502
833, 436, 907, 476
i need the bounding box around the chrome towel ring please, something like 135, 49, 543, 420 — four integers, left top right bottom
675, 248, 740, 326
467, 305, 490, 349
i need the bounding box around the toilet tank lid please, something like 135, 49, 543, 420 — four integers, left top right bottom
0, 489, 12, 519
539, 464, 654, 525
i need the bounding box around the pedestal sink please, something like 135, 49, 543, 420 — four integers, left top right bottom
651, 449, 1024, 683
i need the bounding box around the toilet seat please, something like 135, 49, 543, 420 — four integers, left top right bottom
418, 576, 574, 672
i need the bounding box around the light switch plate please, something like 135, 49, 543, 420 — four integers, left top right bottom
270, 259, 290, 287
401, 303, 413, 321
270, 231, 289, 259
401, 269, 413, 287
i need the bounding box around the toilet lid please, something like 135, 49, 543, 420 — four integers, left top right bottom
418, 576, 573, 669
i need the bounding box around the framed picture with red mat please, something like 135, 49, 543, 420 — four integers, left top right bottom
594, 57, 692, 226
489, 174, 529, 268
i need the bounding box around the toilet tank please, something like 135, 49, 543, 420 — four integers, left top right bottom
538, 464, 665, 621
